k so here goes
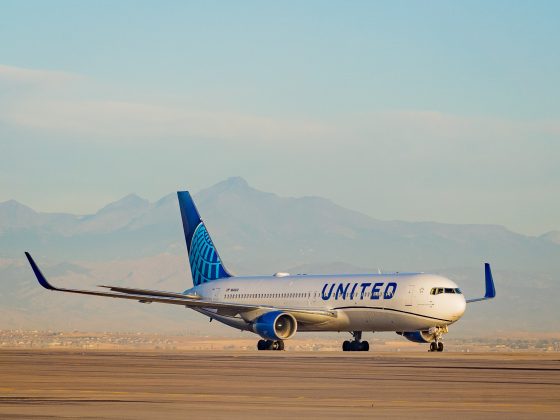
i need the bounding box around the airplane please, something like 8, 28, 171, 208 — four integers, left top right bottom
25, 191, 496, 352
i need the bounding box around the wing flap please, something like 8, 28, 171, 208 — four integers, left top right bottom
99, 285, 201, 300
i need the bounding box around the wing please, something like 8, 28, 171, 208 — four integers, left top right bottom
24, 252, 335, 324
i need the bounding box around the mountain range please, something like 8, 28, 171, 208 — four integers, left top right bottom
1, 177, 558, 336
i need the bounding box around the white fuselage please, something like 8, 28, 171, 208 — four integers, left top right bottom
188, 273, 467, 333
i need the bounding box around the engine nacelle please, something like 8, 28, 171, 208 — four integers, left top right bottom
397, 331, 432, 343
252, 311, 297, 341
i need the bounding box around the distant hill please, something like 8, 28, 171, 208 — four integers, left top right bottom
2, 176, 559, 273
1, 177, 559, 334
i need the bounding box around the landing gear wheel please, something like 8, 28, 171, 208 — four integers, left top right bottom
429, 342, 437, 352
342, 332, 369, 351
437, 342, 444, 352
257, 340, 284, 351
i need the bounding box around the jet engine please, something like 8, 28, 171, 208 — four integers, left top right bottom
252, 311, 297, 341
397, 330, 432, 343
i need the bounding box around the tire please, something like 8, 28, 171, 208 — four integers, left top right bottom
429, 342, 437, 352
277, 341, 285, 351
361, 341, 369, 351
257, 340, 266, 350
342, 340, 350, 351
437, 342, 444, 352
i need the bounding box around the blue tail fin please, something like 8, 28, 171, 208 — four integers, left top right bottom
177, 191, 232, 286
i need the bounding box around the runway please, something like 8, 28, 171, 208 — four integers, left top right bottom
0, 350, 558, 419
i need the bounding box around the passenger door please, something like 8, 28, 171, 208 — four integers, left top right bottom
406, 284, 415, 307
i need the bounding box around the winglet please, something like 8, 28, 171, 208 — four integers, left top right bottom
24, 252, 56, 290
484, 263, 496, 299
466, 262, 496, 303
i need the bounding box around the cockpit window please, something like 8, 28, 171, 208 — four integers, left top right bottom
430, 287, 462, 295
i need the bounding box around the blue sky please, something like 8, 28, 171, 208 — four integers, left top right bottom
1, 1, 559, 235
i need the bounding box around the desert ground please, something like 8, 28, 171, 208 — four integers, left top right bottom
0, 349, 558, 419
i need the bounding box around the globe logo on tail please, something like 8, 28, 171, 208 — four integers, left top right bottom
189, 223, 224, 285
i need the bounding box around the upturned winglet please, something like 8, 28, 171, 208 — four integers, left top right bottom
466, 262, 496, 303
25, 252, 57, 290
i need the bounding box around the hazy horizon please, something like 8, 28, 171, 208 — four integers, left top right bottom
1, 176, 558, 238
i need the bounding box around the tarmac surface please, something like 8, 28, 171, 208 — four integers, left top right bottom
0, 349, 559, 419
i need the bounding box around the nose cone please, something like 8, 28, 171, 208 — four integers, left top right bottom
450, 296, 467, 321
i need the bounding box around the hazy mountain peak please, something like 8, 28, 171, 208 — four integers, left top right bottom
96, 193, 150, 214
212, 176, 250, 191
197, 177, 268, 201
0, 199, 36, 213
0, 199, 40, 230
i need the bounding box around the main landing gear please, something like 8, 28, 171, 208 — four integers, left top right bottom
342, 331, 369, 352
257, 339, 284, 351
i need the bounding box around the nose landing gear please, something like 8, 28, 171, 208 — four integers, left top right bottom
342, 331, 369, 351
428, 326, 446, 352
429, 341, 444, 352
257, 339, 284, 351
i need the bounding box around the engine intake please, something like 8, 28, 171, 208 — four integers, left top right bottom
252, 311, 297, 341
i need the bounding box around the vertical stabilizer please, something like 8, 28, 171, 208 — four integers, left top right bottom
177, 191, 232, 286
